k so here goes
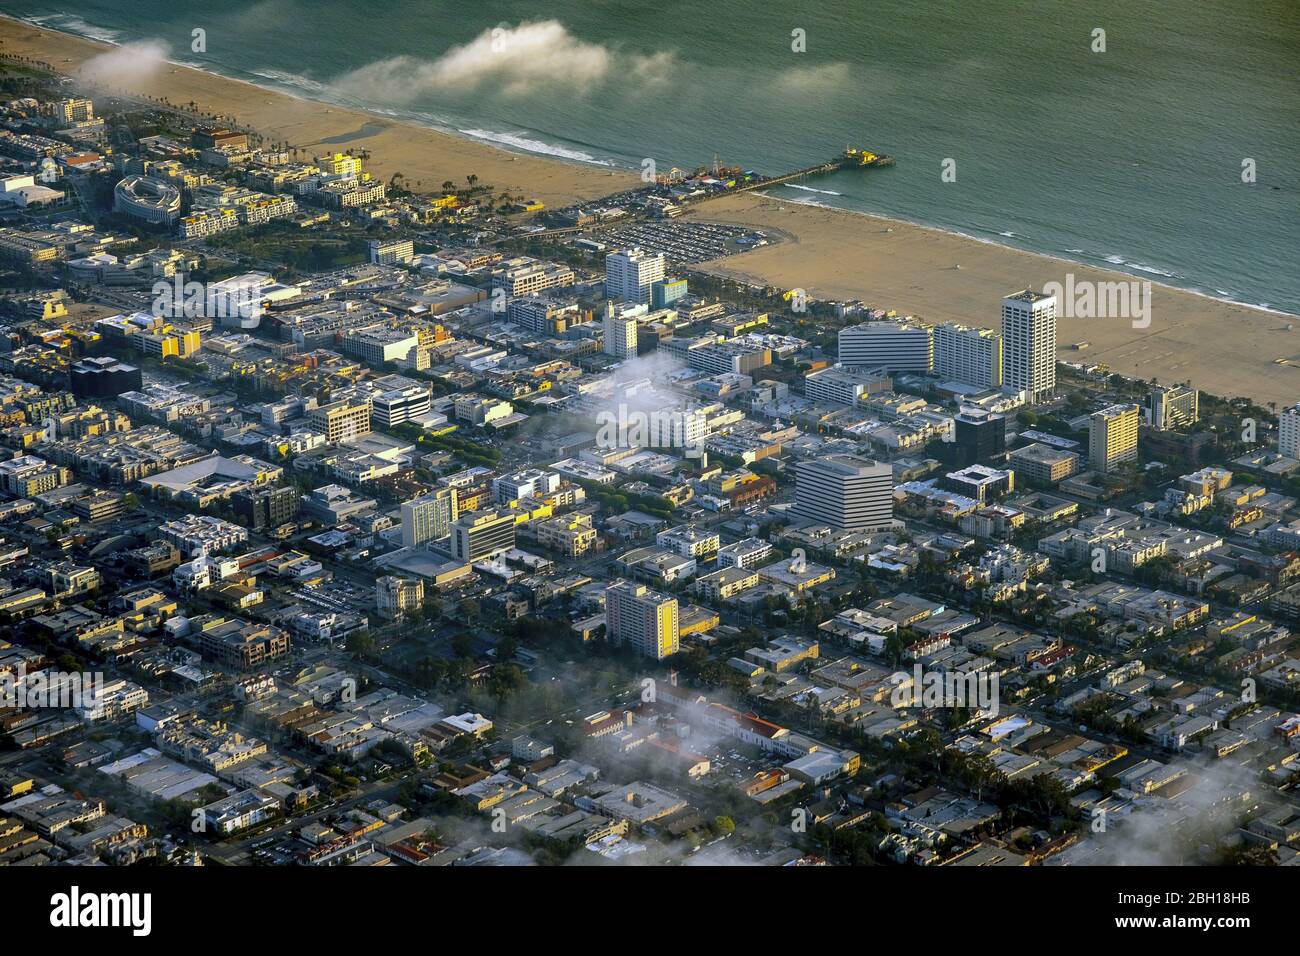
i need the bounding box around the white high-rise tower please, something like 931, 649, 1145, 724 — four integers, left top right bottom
1280, 403, 1300, 459
1000, 290, 1057, 404
603, 301, 638, 359
605, 248, 665, 304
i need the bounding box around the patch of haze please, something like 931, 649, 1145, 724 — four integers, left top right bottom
227, 0, 297, 30
559, 691, 768, 867
1084, 757, 1258, 866
773, 62, 851, 93
78, 39, 171, 87
591, 349, 693, 440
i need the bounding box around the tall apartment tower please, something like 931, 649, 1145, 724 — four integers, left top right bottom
603, 301, 638, 359
605, 580, 679, 660
837, 321, 933, 373
933, 323, 1003, 388
791, 454, 894, 531
400, 488, 459, 548
1089, 403, 1141, 473
1280, 403, 1300, 459
1000, 290, 1057, 404
1148, 383, 1199, 431
605, 248, 666, 304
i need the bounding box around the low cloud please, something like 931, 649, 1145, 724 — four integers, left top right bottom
78, 39, 171, 87
774, 62, 851, 93
332, 20, 673, 104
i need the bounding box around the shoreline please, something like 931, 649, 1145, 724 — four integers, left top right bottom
3, 15, 1299, 406
755, 189, 1295, 320
0, 14, 637, 208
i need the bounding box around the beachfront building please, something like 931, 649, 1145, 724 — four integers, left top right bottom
933, 322, 1003, 388
1147, 382, 1199, 431
1280, 403, 1300, 460
606, 248, 666, 305
1000, 290, 1057, 404
1089, 403, 1141, 473
838, 321, 933, 373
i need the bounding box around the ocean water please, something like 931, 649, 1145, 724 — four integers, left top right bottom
9, 0, 1300, 313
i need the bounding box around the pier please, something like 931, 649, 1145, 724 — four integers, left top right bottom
514, 148, 896, 244
712, 148, 895, 199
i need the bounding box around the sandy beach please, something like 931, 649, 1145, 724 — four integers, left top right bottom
686, 193, 1300, 406
0, 16, 635, 208
3, 16, 1297, 407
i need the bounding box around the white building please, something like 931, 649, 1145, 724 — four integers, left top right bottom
201, 272, 300, 330
1280, 403, 1300, 459
113, 174, 181, 225
1148, 383, 1199, 431
933, 323, 1003, 388
343, 325, 420, 366
604, 304, 638, 359
1000, 290, 1057, 404
804, 365, 891, 407
656, 525, 720, 559
493, 468, 560, 505
79, 679, 149, 722
492, 258, 575, 295
838, 321, 933, 372
159, 515, 249, 558
605, 248, 666, 304
792, 454, 895, 531
371, 385, 432, 428
716, 537, 774, 570
368, 239, 414, 265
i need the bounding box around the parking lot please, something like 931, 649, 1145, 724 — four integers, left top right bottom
582, 221, 771, 265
